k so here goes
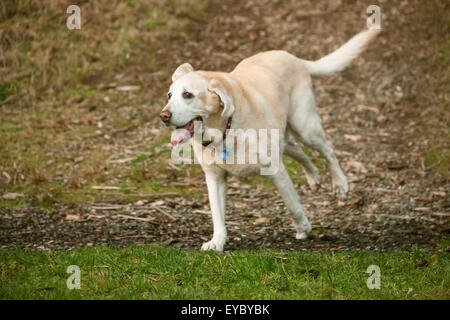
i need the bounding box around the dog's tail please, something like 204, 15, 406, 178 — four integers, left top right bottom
302, 29, 380, 77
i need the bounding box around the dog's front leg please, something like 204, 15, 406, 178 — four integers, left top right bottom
201, 169, 227, 252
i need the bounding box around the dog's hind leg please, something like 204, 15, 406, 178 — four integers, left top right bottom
284, 141, 321, 191
308, 135, 348, 198
269, 162, 311, 240
288, 85, 348, 198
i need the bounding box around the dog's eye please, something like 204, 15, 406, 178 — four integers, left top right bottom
167, 92, 172, 100
182, 91, 194, 99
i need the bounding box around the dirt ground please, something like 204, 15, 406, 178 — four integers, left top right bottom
0, 0, 448, 252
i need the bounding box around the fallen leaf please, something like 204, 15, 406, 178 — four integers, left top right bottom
151, 200, 165, 207
65, 214, 87, 221
253, 217, 269, 225
416, 259, 429, 267
2, 192, 24, 200
66, 94, 83, 105
414, 207, 431, 212
162, 238, 175, 246
148, 276, 160, 282
430, 212, 450, 217
116, 85, 140, 92
357, 104, 379, 113
431, 191, 446, 197
417, 196, 433, 202
347, 160, 367, 173
57, 210, 71, 217
2, 171, 11, 183
344, 134, 362, 142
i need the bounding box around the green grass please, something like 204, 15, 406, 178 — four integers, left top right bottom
425, 151, 449, 175
0, 246, 448, 299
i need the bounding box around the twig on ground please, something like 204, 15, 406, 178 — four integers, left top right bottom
90, 205, 124, 210
116, 214, 158, 224
76, 191, 178, 198
154, 206, 177, 221
91, 186, 121, 190
0, 95, 18, 106
110, 125, 137, 136
113, 234, 155, 240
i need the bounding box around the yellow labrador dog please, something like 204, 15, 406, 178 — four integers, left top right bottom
160, 29, 379, 251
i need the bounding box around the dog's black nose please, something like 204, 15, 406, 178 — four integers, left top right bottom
160, 109, 171, 122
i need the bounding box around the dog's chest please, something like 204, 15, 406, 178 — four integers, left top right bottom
191, 140, 265, 177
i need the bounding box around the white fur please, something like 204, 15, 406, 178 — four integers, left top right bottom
301, 30, 379, 76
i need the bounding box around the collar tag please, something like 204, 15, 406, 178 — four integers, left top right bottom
221, 148, 233, 160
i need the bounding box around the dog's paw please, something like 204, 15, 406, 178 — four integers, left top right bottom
305, 170, 321, 191
201, 239, 225, 252
295, 220, 311, 240
332, 176, 349, 199
295, 232, 309, 240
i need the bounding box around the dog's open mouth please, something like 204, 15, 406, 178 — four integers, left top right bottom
170, 116, 202, 146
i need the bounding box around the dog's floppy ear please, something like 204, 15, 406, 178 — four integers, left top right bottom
208, 79, 235, 118
172, 63, 194, 82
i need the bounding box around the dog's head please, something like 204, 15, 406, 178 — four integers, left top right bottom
160, 63, 235, 146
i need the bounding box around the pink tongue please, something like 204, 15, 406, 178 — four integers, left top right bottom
170, 128, 191, 146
